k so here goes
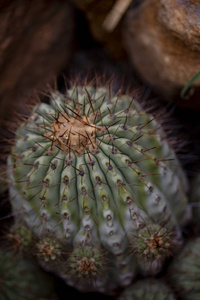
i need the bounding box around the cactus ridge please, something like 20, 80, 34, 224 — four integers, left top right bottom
8, 84, 190, 293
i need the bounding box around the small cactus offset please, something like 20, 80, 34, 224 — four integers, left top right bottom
168, 237, 200, 300
0, 249, 58, 300
130, 223, 181, 275
6, 223, 33, 254
7, 83, 190, 293
117, 279, 176, 300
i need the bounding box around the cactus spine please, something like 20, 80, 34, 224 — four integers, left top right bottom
8, 83, 190, 293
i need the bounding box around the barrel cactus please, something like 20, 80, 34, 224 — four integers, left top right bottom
0, 249, 58, 300
117, 278, 176, 300
167, 237, 200, 300
7, 83, 190, 294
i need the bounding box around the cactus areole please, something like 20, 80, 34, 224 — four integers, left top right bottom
8, 84, 190, 294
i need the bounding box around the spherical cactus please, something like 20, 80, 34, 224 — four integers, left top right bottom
7, 83, 190, 294
0, 249, 58, 300
167, 237, 200, 300
117, 278, 176, 300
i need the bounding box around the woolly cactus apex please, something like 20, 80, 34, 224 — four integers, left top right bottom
117, 278, 176, 300
8, 84, 190, 293
168, 237, 200, 300
0, 249, 58, 300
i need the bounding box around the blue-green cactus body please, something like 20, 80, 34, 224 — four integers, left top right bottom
0, 250, 58, 300
168, 238, 200, 300
118, 279, 176, 300
8, 85, 190, 293
190, 173, 200, 231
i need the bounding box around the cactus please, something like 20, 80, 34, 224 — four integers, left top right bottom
7, 83, 190, 294
117, 278, 176, 300
130, 223, 181, 275
0, 249, 58, 300
189, 172, 200, 231
167, 237, 200, 300
6, 223, 33, 254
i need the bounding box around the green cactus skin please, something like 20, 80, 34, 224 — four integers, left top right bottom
189, 173, 200, 231
0, 250, 58, 300
8, 84, 190, 293
67, 245, 105, 279
168, 238, 200, 300
117, 279, 176, 300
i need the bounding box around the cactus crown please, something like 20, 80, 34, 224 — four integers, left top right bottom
45, 104, 106, 156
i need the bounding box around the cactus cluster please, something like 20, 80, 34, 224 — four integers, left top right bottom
7, 84, 191, 294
